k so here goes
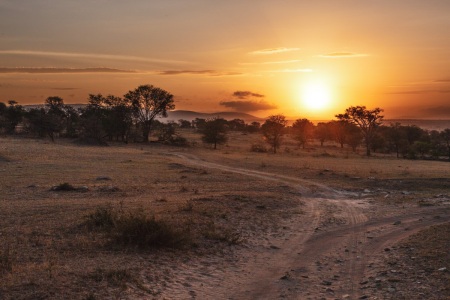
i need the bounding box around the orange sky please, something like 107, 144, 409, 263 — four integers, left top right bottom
1, 1, 449, 119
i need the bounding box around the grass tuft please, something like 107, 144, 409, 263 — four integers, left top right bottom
51, 182, 77, 191
85, 205, 190, 249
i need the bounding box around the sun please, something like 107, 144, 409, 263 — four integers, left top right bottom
301, 81, 331, 111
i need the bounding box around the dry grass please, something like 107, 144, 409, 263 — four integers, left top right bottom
0, 133, 449, 298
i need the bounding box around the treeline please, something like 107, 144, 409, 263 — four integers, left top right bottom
0, 84, 177, 145
1, 88, 449, 161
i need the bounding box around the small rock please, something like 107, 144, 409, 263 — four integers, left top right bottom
401, 191, 410, 195
27, 184, 38, 188
363, 189, 371, 193
280, 272, 290, 280
360, 280, 368, 285
359, 296, 368, 299
393, 220, 401, 225
384, 248, 391, 251
438, 267, 447, 272
77, 186, 89, 192
270, 245, 280, 250
322, 280, 332, 286
342, 294, 350, 299
96, 176, 112, 181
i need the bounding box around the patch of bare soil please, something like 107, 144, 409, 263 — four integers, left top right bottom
364, 222, 450, 300
1, 138, 449, 299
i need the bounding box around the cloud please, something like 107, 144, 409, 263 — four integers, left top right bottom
386, 89, 450, 95
157, 70, 242, 76
418, 105, 450, 117
232, 91, 264, 99
249, 47, 300, 55
0, 50, 191, 65
0, 67, 136, 73
320, 52, 368, 58
51, 87, 79, 90
219, 100, 277, 112
433, 79, 450, 83
240, 60, 302, 65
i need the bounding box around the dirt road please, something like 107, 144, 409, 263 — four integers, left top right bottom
157, 153, 450, 299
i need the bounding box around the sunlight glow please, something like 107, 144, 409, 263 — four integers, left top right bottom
301, 81, 331, 111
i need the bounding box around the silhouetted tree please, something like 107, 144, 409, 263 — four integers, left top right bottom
261, 115, 287, 153
201, 117, 228, 149
291, 118, 314, 149
315, 122, 331, 147
124, 84, 175, 142
246, 121, 261, 133
228, 119, 246, 131
440, 129, 450, 161
336, 106, 384, 156
329, 120, 350, 148
404, 125, 425, 146
385, 123, 408, 158
178, 119, 192, 128
0, 100, 24, 134
192, 118, 206, 130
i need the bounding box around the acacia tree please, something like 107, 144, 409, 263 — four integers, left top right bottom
200, 117, 228, 149
315, 122, 331, 147
291, 118, 314, 149
0, 100, 24, 134
441, 129, 450, 161
336, 106, 384, 156
124, 84, 175, 142
261, 114, 287, 153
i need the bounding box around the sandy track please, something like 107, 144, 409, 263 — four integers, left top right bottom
153, 153, 450, 299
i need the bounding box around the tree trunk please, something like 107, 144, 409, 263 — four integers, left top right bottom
366, 142, 371, 156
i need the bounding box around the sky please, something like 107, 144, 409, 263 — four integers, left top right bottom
1, 0, 449, 120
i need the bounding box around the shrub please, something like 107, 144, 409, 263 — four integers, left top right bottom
84, 205, 190, 249
50, 182, 77, 191
113, 213, 188, 248
250, 143, 267, 153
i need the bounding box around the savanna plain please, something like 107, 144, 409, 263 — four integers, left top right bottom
0, 131, 449, 300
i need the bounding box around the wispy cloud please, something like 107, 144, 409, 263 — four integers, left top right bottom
0, 67, 136, 73
157, 70, 242, 76
433, 79, 450, 83
240, 60, 302, 65
232, 91, 264, 99
386, 89, 450, 95
219, 100, 277, 112
249, 47, 300, 55
320, 52, 368, 58
50, 87, 79, 91
0, 50, 191, 65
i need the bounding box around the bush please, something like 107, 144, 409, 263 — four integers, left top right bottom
85, 205, 190, 249
50, 182, 77, 191
250, 143, 267, 153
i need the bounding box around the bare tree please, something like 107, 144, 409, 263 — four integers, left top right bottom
336, 106, 384, 156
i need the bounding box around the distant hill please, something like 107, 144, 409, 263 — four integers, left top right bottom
382, 119, 450, 131
162, 110, 264, 123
